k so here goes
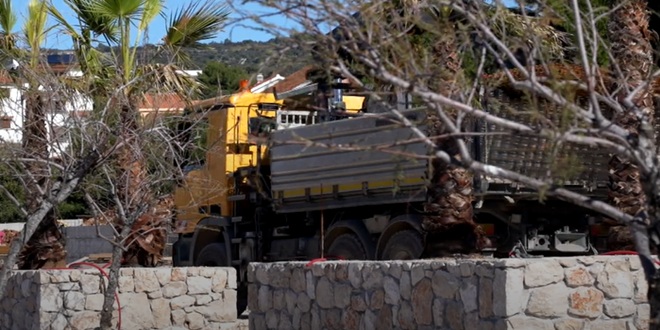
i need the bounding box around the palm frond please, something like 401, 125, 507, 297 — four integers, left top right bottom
64, 0, 119, 41
164, 0, 229, 48
139, 0, 164, 32
0, 0, 16, 34
24, 0, 48, 56
138, 63, 201, 99
0, 0, 16, 52
88, 0, 144, 19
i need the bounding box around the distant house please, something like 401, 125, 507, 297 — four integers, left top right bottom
138, 93, 188, 123
0, 54, 94, 158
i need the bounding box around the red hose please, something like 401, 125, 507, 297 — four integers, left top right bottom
64, 262, 122, 330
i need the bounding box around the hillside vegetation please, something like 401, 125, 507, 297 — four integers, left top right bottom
95, 37, 316, 77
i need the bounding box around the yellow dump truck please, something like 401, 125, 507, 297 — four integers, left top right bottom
171, 77, 611, 312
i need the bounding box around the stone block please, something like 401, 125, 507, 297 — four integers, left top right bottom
297, 292, 311, 312
171, 309, 186, 326
163, 281, 187, 298
459, 278, 478, 313
553, 318, 585, 330
58, 282, 80, 291
568, 287, 604, 319
410, 264, 426, 286
187, 276, 212, 295
334, 283, 352, 308
290, 268, 306, 293
350, 293, 366, 312
70, 311, 101, 330
431, 270, 459, 299
171, 268, 187, 282
398, 301, 415, 329
258, 286, 272, 311
596, 260, 634, 298
41, 285, 63, 312
507, 316, 553, 330
412, 278, 433, 325
154, 268, 172, 285
63, 291, 85, 311
603, 298, 636, 318
316, 278, 335, 309
306, 271, 315, 299
526, 283, 568, 318
383, 276, 400, 305
85, 294, 104, 311
199, 267, 217, 278
445, 301, 464, 330
635, 304, 650, 330
525, 259, 564, 287
266, 309, 279, 329
151, 298, 173, 328
185, 312, 206, 330
133, 269, 161, 293
212, 270, 228, 292
587, 320, 629, 330
119, 292, 155, 329
273, 289, 285, 310
196, 294, 212, 306
170, 295, 196, 310
493, 268, 525, 317
564, 266, 594, 287
199, 299, 236, 322
341, 308, 361, 329
634, 270, 649, 303
362, 264, 384, 290
348, 263, 363, 288
80, 274, 101, 294
118, 276, 135, 293
460, 262, 475, 277
479, 277, 494, 318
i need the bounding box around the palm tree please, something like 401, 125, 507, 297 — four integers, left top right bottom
605, 0, 659, 326
49, 0, 229, 266
0, 0, 70, 269
605, 0, 654, 251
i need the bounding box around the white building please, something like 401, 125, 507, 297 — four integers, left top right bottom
0, 66, 94, 158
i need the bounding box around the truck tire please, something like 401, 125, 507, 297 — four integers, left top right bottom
380, 230, 424, 260
327, 233, 368, 260
195, 243, 228, 266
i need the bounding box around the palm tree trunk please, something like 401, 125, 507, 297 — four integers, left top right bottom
422, 19, 486, 256
115, 100, 165, 267
606, 0, 654, 251
607, 0, 657, 327
18, 93, 66, 269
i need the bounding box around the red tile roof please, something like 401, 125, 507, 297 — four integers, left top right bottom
139, 93, 187, 110
269, 65, 316, 94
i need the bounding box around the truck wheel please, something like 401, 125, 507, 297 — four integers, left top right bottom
380, 230, 424, 260
327, 233, 368, 260
195, 243, 228, 266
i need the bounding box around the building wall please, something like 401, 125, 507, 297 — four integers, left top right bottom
248, 256, 649, 330
0, 82, 94, 157
0, 267, 238, 330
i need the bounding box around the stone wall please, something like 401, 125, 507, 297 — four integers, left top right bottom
0, 267, 237, 330
247, 256, 649, 329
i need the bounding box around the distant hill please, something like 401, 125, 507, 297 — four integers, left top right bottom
183, 38, 316, 76
90, 37, 316, 77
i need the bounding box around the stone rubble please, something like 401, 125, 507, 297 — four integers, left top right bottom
0, 267, 240, 330
248, 256, 650, 329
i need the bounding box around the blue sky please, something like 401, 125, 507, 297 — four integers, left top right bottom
11, 0, 519, 49
11, 0, 290, 49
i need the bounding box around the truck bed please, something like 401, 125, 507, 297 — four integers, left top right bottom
269, 108, 610, 213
